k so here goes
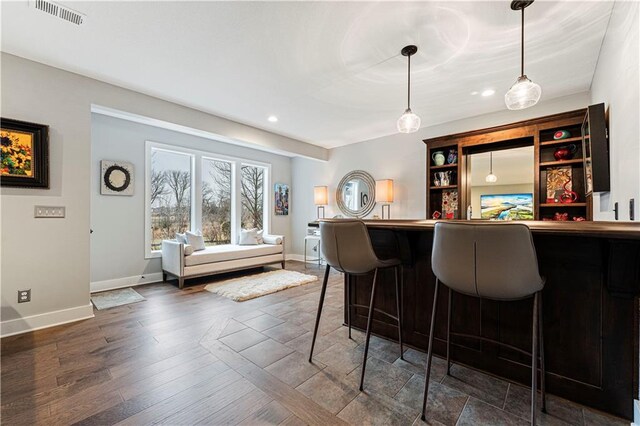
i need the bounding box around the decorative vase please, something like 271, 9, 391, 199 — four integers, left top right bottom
553, 144, 577, 161
432, 151, 445, 166
447, 150, 457, 164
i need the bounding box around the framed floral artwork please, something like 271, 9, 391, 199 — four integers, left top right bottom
1, 118, 49, 188
274, 183, 289, 215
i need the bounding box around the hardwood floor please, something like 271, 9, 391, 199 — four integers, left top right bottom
1, 261, 627, 425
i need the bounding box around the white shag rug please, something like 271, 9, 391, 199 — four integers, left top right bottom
204, 270, 318, 301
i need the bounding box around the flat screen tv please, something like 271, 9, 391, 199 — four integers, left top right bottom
480, 193, 534, 220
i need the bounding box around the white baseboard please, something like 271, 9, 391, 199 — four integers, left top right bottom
286, 254, 324, 264
1, 303, 94, 338
90, 272, 164, 293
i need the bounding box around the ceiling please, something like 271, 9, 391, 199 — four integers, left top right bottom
1, 1, 613, 148
469, 146, 534, 186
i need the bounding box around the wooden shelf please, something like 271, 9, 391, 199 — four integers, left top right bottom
429, 185, 457, 190
539, 159, 583, 167
540, 203, 587, 207
430, 163, 458, 170
539, 136, 583, 146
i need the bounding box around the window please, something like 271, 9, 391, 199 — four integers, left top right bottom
202, 158, 232, 246
241, 164, 265, 231
149, 149, 193, 251
145, 142, 270, 257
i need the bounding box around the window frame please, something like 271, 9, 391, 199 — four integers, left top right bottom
145, 141, 271, 259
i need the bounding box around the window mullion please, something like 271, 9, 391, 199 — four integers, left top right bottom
193, 154, 202, 233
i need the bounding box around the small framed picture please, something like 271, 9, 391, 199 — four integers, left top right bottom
274, 183, 289, 216
1, 118, 49, 188
101, 160, 134, 195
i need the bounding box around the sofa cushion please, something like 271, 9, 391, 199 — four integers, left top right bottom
184, 244, 283, 267
186, 231, 206, 251
239, 228, 259, 245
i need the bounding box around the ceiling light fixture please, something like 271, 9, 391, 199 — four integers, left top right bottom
397, 45, 421, 133
481, 89, 495, 97
486, 152, 498, 183
268, 115, 278, 123
505, 0, 541, 110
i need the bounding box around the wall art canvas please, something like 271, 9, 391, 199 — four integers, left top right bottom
101, 160, 134, 195
481, 193, 534, 220
546, 166, 572, 203
274, 183, 289, 216
1, 118, 49, 188
442, 190, 458, 219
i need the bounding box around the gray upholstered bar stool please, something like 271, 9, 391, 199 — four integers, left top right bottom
308, 220, 404, 391
421, 222, 546, 425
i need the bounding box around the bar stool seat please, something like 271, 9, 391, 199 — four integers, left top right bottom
421, 222, 546, 425
308, 220, 404, 391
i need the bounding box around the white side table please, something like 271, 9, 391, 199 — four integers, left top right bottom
304, 235, 322, 267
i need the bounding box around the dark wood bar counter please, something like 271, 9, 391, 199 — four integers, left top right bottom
333, 219, 640, 419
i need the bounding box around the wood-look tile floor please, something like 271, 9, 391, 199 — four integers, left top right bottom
1, 261, 628, 426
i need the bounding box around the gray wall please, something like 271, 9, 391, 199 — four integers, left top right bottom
90, 114, 292, 285
290, 92, 591, 255
590, 0, 639, 221
0, 53, 321, 336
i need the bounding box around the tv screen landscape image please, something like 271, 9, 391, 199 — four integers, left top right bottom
480, 193, 534, 220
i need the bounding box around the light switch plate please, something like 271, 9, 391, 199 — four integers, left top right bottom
34, 206, 65, 218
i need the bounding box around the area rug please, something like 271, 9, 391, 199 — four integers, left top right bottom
204, 270, 318, 302
91, 288, 146, 310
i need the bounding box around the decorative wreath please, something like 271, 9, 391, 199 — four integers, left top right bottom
103, 164, 131, 192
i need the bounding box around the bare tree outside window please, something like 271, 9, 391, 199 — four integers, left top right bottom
149, 149, 192, 250
202, 159, 232, 245
241, 165, 264, 230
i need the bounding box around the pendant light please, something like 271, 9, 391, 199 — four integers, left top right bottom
486, 152, 498, 183
505, 0, 541, 110
397, 45, 421, 133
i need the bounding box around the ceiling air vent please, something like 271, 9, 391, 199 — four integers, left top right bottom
31, 0, 86, 25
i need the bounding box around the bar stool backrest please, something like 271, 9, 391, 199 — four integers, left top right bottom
432, 222, 544, 300
320, 220, 380, 274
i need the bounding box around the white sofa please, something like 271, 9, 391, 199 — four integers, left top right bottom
161, 235, 285, 289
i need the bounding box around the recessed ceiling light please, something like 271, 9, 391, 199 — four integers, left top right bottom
268, 115, 278, 123
470, 91, 479, 96
481, 89, 495, 97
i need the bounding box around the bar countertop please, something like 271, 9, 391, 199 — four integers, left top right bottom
318, 218, 640, 239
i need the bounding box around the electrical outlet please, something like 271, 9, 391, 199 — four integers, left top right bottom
34, 206, 65, 218
18, 289, 31, 303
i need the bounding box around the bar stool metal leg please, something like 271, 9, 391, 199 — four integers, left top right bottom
446, 287, 452, 376
359, 268, 379, 391
531, 292, 539, 426
309, 264, 331, 362
395, 265, 404, 360
539, 290, 547, 413
346, 273, 352, 339
421, 278, 440, 421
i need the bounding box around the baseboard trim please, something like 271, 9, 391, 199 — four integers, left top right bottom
286, 254, 323, 264
91, 272, 163, 293
1, 303, 95, 338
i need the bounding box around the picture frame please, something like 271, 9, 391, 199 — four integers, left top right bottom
274, 183, 289, 216
1, 118, 49, 188
101, 160, 135, 195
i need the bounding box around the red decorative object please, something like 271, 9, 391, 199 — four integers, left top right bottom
573, 216, 586, 221
560, 178, 579, 203
432, 211, 441, 219
553, 212, 569, 221
553, 144, 577, 161
445, 212, 454, 219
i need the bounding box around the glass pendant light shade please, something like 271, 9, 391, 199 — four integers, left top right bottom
485, 173, 498, 183
397, 108, 421, 133
505, 75, 541, 110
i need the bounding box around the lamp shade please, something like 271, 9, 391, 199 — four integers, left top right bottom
376, 180, 394, 203
505, 75, 541, 110
314, 186, 328, 205
397, 109, 421, 134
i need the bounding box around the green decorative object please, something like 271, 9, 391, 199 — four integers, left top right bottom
553, 130, 571, 140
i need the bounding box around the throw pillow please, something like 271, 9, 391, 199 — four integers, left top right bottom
256, 229, 264, 244
183, 244, 195, 256
185, 231, 206, 251
175, 233, 187, 244
239, 228, 259, 245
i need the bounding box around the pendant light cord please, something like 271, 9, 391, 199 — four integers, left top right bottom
407, 53, 411, 110
521, 7, 525, 76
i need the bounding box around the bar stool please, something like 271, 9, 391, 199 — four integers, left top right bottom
308, 220, 404, 391
421, 222, 546, 425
